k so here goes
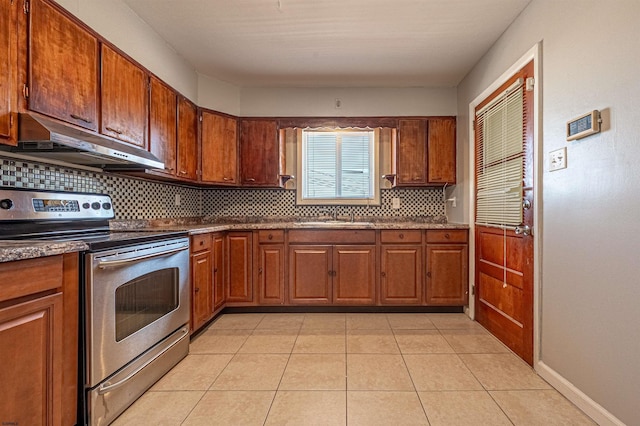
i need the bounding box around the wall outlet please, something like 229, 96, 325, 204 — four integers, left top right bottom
335, 98, 342, 109
392, 197, 401, 209
549, 147, 567, 171
174, 193, 181, 206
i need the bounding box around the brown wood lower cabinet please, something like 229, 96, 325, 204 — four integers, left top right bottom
425, 230, 469, 305
256, 230, 286, 305
190, 233, 213, 333
380, 245, 423, 304
288, 230, 376, 305
0, 254, 78, 426
226, 232, 253, 304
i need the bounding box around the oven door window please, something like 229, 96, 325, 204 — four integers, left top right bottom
115, 268, 179, 342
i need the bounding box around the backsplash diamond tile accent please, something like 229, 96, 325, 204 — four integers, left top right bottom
1, 156, 446, 220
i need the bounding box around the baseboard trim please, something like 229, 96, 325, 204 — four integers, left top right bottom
536, 361, 625, 426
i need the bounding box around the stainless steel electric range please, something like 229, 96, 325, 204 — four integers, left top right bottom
0, 188, 191, 425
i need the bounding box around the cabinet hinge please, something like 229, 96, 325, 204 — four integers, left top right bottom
199, 115, 203, 122
526, 77, 535, 92
23, 0, 29, 14
22, 84, 29, 99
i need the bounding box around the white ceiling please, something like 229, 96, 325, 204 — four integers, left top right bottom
123, 0, 530, 88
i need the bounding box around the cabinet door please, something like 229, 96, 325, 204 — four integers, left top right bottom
0, 293, 63, 426
257, 244, 285, 304
212, 233, 226, 310
149, 77, 177, 175
177, 97, 198, 180
191, 251, 213, 332
288, 245, 331, 304
396, 119, 427, 186
0, 0, 17, 146
425, 244, 468, 305
29, 0, 99, 130
226, 232, 253, 303
333, 245, 376, 304
101, 44, 148, 146
240, 119, 280, 186
380, 245, 423, 304
201, 111, 238, 184
427, 117, 456, 184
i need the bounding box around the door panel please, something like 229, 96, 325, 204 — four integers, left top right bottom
333, 245, 376, 304
474, 60, 534, 365
288, 245, 331, 304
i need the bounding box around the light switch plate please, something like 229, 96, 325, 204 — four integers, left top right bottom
174, 193, 181, 206
392, 197, 400, 209
549, 147, 567, 171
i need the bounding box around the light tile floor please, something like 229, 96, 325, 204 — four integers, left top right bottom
112, 313, 596, 425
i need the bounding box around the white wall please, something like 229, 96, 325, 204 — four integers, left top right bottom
454, 1, 640, 424
54, 0, 198, 102
196, 73, 241, 116
238, 87, 456, 117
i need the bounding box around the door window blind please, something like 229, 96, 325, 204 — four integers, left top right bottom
475, 79, 524, 226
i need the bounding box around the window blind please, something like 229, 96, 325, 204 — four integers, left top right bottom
303, 130, 373, 199
476, 79, 524, 226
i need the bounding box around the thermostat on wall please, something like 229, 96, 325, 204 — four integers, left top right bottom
566, 110, 601, 141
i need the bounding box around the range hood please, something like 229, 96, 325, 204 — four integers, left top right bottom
2, 113, 164, 170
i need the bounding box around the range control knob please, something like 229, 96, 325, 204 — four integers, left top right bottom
82, 202, 91, 209
0, 199, 13, 210
102, 202, 112, 210
91, 202, 101, 210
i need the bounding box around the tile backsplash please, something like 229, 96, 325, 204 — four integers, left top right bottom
1, 156, 445, 220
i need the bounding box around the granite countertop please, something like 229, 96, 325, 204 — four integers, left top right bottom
0, 240, 88, 263
0, 217, 469, 263
111, 217, 470, 235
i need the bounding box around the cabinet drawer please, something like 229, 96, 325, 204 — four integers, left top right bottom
258, 230, 285, 243
0, 256, 63, 302
288, 230, 376, 244
191, 233, 212, 253
380, 230, 422, 244
426, 230, 468, 243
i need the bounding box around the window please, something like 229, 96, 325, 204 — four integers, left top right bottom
296, 128, 380, 205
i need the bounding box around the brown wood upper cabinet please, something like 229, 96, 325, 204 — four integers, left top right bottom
0, 0, 17, 146
149, 77, 177, 175
240, 119, 281, 186
427, 117, 456, 184
201, 110, 238, 184
28, 0, 99, 131
177, 96, 198, 180
101, 44, 148, 147
396, 117, 456, 186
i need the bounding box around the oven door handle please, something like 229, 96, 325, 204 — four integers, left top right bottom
97, 327, 189, 395
97, 245, 188, 268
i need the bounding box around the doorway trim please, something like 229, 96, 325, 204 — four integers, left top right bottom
467, 43, 542, 365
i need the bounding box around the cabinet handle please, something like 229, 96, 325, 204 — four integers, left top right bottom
413, 176, 421, 181
195, 287, 200, 293
165, 167, 175, 171
399, 233, 404, 239
445, 233, 450, 239
213, 268, 218, 273
268, 234, 273, 240
179, 170, 188, 175
381, 271, 386, 278
258, 267, 263, 274
426, 272, 431, 278
246, 178, 256, 182
199, 241, 204, 246
70, 114, 92, 124
105, 126, 123, 135
223, 177, 232, 181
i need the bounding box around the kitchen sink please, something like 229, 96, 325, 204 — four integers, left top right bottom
296, 221, 374, 227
